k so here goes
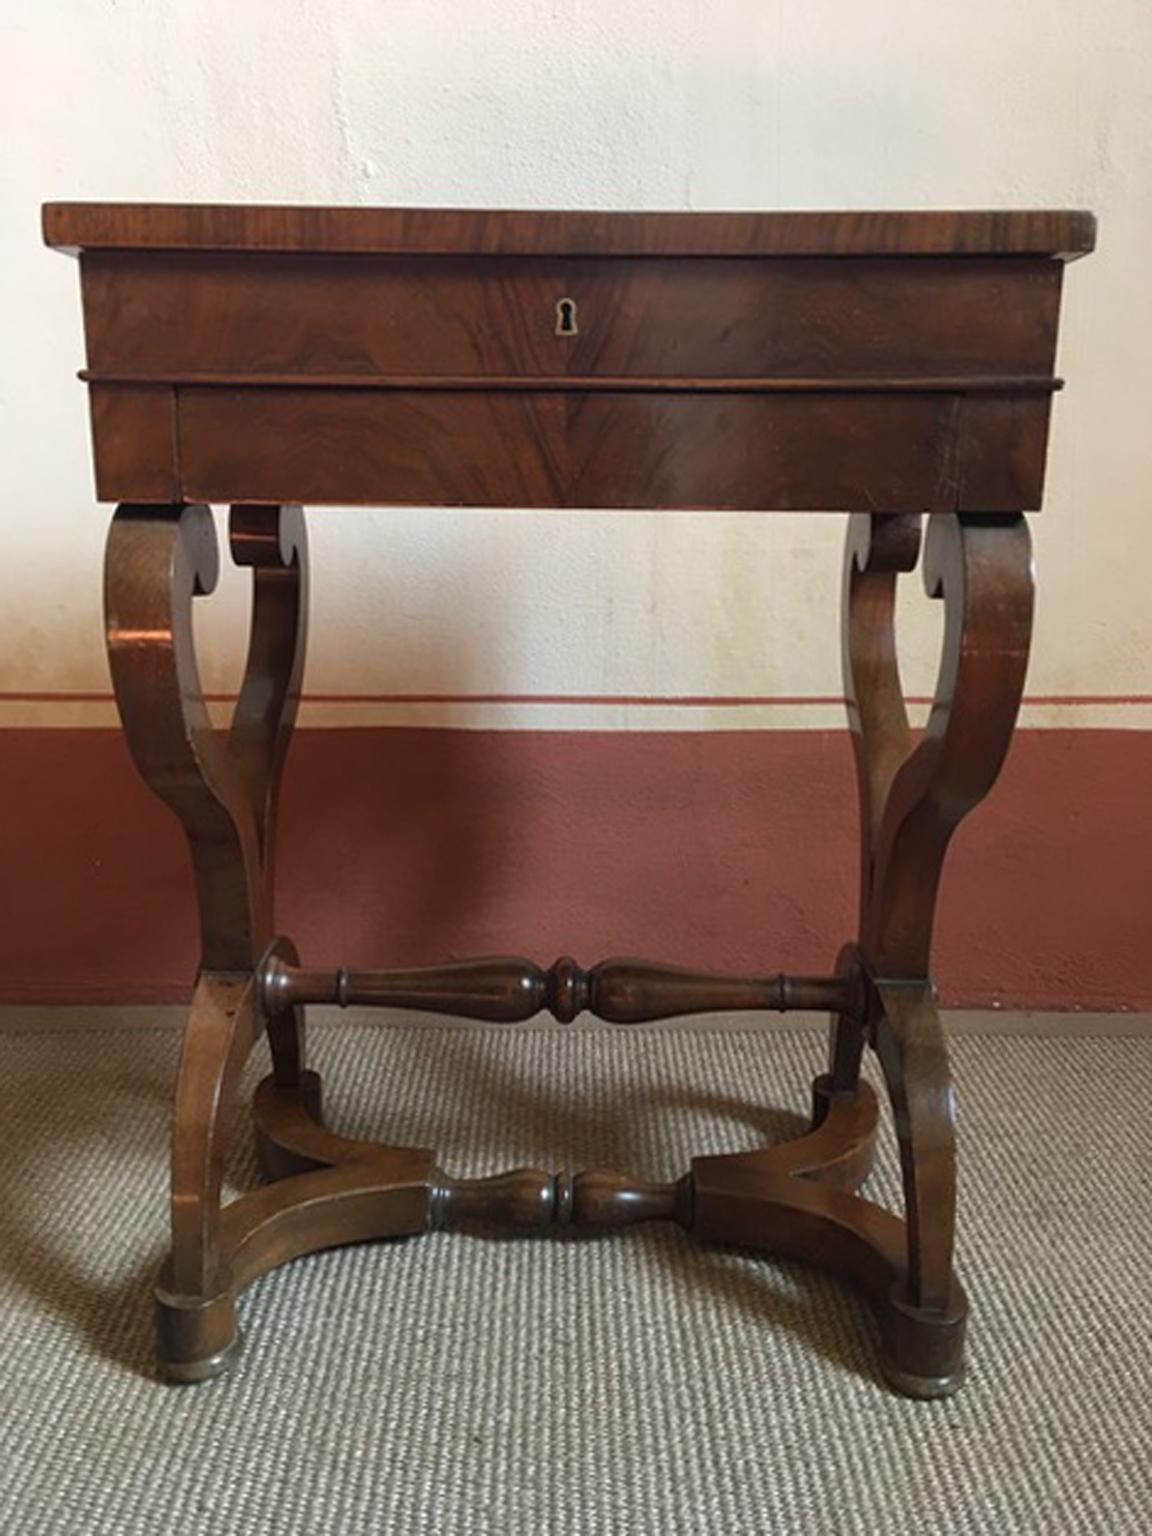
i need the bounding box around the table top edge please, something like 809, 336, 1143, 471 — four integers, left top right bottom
42, 203, 1097, 260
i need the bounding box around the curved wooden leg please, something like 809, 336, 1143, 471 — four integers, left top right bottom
863, 514, 1034, 979
825, 510, 1033, 1394
105, 503, 261, 968
829, 513, 922, 1094
105, 502, 310, 1380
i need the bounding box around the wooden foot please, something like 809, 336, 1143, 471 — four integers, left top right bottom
154, 1275, 241, 1385
877, 1290, 966, 1399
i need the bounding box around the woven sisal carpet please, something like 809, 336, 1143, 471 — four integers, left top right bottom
0, 1017, 1148, 1535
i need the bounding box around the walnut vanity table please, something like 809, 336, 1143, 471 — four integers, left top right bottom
44, 203, 1094, 1396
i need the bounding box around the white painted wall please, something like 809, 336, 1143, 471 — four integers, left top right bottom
3, 0, 1150, 729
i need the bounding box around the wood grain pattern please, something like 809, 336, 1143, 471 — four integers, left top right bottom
58, 206, 1082, 512
88, 384, 177, 503
957, 394, 1055, 511
45, 202, 1097, 258
78, 252, 1063, 381
173, 387, 977, 512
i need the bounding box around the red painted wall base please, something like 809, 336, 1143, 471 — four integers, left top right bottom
2, 727, 1148, 1009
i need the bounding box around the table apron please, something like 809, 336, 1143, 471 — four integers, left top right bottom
86, 382, 1052, 512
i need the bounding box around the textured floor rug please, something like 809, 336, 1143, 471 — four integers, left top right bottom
0, 1017, 1148, 1535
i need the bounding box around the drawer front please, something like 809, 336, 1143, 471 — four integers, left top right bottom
80, 251, 1062, 384
87, 382, 1051, 512
103, 386, 1038, 513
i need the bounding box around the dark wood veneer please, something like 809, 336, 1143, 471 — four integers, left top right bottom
78, 252, 1063, 381
45, 202, 1096, 258
49, 207, 1088, 514
176, 387, 971, 512
46, 203, 1092, 1398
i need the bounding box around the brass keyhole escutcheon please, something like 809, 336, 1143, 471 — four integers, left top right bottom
555, 297, 578, 336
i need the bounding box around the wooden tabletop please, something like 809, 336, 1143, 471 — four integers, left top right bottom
43, 204, 1096, 260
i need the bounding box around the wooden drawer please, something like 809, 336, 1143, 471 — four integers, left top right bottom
80, 251, 1062, 384
88, 382, 1050, 512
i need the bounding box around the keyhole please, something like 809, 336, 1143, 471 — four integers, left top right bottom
555, 297, 578, 336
